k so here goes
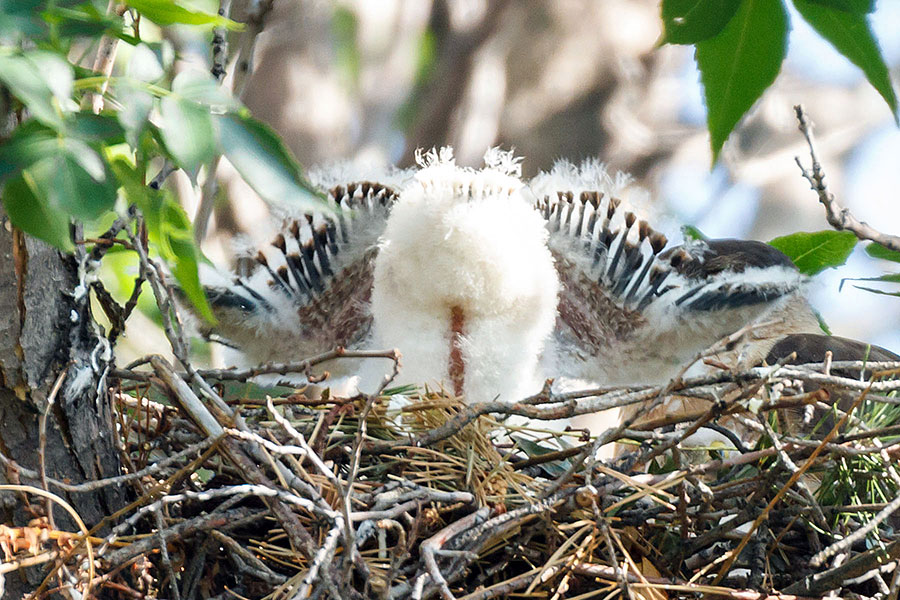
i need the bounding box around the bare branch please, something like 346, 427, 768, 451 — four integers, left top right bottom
81, 0, 124, 113
794, 104, 900, 252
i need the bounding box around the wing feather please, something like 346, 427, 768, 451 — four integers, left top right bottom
534, 182, 807, 383
203, 181, 398, 363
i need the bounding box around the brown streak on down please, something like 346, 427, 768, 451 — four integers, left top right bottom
449, 306, 465, 398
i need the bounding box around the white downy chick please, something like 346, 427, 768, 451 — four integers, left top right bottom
199, 148, 559, 404
368, 148, 559, 402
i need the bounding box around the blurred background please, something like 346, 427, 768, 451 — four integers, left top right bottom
136, 0, 900, 361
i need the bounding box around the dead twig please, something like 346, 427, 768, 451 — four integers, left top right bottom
794, 104, 900, 252
784, 538, 900, 596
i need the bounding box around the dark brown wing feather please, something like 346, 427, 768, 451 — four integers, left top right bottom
766, 333, 899, 375
765, 333, 899, 436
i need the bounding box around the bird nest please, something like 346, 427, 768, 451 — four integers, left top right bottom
9, 351, 900, 600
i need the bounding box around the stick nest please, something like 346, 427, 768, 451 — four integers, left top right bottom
13, 354, 900, 600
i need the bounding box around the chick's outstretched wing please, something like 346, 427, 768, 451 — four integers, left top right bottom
532, 182, 808, 384
204, 182, 398, 363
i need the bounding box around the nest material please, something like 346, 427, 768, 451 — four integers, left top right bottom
6, 354, 900, 600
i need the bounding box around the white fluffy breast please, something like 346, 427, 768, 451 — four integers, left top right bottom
369, 151, 560, 402
376, 188, 555, 317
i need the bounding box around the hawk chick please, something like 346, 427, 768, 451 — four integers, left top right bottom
198, 148, 895, 442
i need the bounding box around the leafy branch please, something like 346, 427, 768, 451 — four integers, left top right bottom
0, 0, 328, 321
660, 0, 898, 163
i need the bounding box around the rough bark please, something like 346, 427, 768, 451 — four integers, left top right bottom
0, 209, 126, 596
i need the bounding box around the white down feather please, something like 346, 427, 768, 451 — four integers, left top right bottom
367, 148, 560, 403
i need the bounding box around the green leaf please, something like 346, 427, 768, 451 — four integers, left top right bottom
660, 0, 741, 44
332, 6, 361, 85
769, 230, 858, 275
510, 436, 572, 477
0, 0, 45, 39
396, 29, 438, 132
382, 383, 419, 396
193, 467, 215, 484
137, 189, 215, 322
216, 112, 331, 214
0, 124, 117, 221
159, 95, 217, 176
843, 273, 900, 284
793, 0, 898, 122
44, 3, 123, 40
1, 174, 74, 251
0, 121, 58, 179
851, 286, 900, 298
865, 242, 900, 263
126, 43, 165, 83
169, 231, 214, 322
681, 224, 708, 241
116, 86, 154, 146
511, 436, 557, 457
217, 381, 297, 399
813, 308, 832, 335
171, 70, 239, 110
30, 141, 118, 221
123, 0, 241, 28
0, 51, 74, 129
805, 0, 874, 12
58, 156, 116, 220
695, 0, 789, 163
69, 112, 126, 143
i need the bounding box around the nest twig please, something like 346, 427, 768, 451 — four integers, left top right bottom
4, 213, 898, 599
5, 349, 898, 600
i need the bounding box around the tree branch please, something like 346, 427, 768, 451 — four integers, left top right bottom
793, 104, 900, 252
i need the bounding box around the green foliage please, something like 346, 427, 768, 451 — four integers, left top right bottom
817, 439, 899, 528
395, 27, 438, 132
145, 191, 215, 321
794, 0, 898, 122
806, 0, 874, 13
510, 436, 572, 477
332, 6, 361, 88
1, 174, 75, 251
847, 279, 900, 298
681, 224, 708, 241
660, 0, 740, 44
768, 230, 858, 275
837, 243, 900, 297
813, 308, 832, 335
0, 0, 46, 39
660, 0, 898, 162
382, 384, 420, 396
0, 0, 329, 325
217, 381, 298, 399
0, 120, 119, 247
0, 50, 74, 129
865, 242, 900, 263
123, 0, 240, 28
694, 0, 789, 164
159, 91, 217, 175
217, 112, 328, 214
845, 273, 900, 285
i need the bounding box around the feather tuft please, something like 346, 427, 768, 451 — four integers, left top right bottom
483, 146, 523, 177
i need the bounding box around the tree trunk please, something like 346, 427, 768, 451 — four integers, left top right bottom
0, 209, 126, 596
